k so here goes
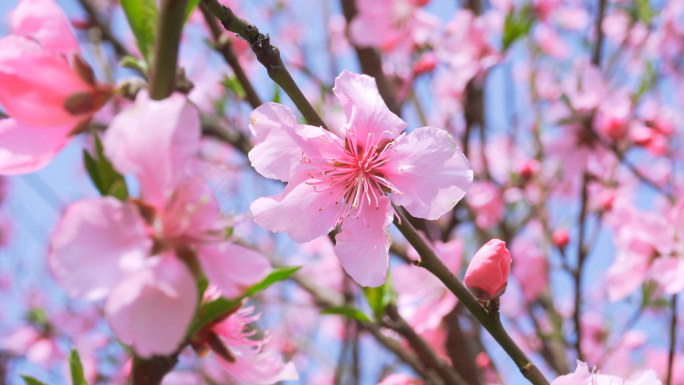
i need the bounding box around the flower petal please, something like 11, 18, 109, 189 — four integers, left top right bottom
0, 118, 71, 175
106, 256, 197, 358
251, 171, 340, 243
49, 197, 151, 301
383, 126, 473, 220
334, 196, 392, 287
0, 36, 92, 127
332, 70, 406, 142
248, 102, 308, 182
218, 350, 299, 385
10, 0, 80, 55
162, 177, 222, 242
104, 91, 200, 208
197, 242, 271, 299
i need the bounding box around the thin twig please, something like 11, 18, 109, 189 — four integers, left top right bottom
200, 6, 263, 109
385, 304, 469, 385
75, 0, 130, 57
392, 204, 550, 385
666, 294, 679, 385
572, 173, 590, 362
200, 0, 327, 129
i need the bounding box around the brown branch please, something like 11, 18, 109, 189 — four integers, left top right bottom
666, 294, 679, 385
200, 6, 263, 109
130, 355, 179, 385
384, 304, 469, 385
200, 0, 328, 129
75, 0, 130, 57
392, 204, 550, 385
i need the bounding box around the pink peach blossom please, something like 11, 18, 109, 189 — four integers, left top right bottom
10, 0, 80, 55
249, 70, 472, 286
394, 239, 463, 332
204, 306, 299, 384
349, 0, 439, 56
0, 0, 110, 174
467, 181, 504, 230
49, 94, 271, 357
464, 239, 512, 300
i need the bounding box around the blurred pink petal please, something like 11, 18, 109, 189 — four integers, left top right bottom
197, 242, 271, 299
0, 36, 94, 127
106, 256, 197, 358
104, 91, 200, 208
10, 0, 79, 54
0, 118, 71, 174
466, 181, 504, 229
161, 178, 223, 242
49, 198, 151, 301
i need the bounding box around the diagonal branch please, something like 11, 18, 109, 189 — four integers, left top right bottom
200, 6, 263, 109
200, 0, 328, 129
392, 204, 550, 385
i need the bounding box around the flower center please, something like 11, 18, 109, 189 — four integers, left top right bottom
305, 128, 401, 225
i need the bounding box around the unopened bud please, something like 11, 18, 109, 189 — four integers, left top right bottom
552, 228, 569, 248
464, 239, 511, 300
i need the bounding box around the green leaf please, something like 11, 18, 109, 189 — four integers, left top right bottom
223, 76, 246, 99
68, 348, 88, 385
502, 5, 535, 51
120, 0, 158, 63
120, 55, 147, 74
243, 266, 301, 297
362, 274, 395, 321
21, 376, 50, 385
83, 132, 129, 200
189, 266, 301, 335
321, 306, 371, 322
185, 0, 201, 23
272, 85, 281, 104
634, 61, 655, 102
634, 0, 653, 25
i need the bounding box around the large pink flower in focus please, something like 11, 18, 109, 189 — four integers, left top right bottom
49, 93, 271, 357
0, 0, 110, 175
249, 71, 473, 286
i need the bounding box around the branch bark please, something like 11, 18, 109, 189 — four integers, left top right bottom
393, 204, 550, 385
200, 0, 327, 129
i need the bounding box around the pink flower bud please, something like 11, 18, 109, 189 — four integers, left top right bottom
602, 117, 628, 141
552, 228, 570, 247
518, 159, 540, 180
464, 239, 511, 300
413, 52, 437, 75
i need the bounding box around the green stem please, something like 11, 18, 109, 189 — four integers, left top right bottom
392, 204, 550, 385
148, 0, 189, 100
200, 0, 328, 129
